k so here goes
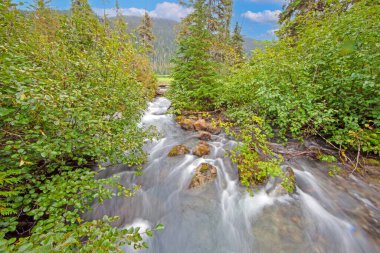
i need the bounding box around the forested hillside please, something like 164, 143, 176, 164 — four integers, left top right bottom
121, 16, 260, 74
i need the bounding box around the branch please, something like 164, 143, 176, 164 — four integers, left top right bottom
1, 129, 24, 139
351, 143, 361, 175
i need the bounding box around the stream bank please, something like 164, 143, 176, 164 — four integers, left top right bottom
87, 96, 379, 253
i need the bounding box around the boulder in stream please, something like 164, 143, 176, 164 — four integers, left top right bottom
168, 144, 190, 157
189, 163, 217, 189
198, 131, 212, 141
271, 166, 297, 196
194, 118, 221, 135
194, 119, 208, 131
155, 89, 165, 96
193, 141, 210, 157
206, 125, 222, 135
179, 118, 195, 131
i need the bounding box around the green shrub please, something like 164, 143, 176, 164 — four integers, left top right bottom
1, 0, 157, 250
220, 116, 294, 193
218, 0, 380, 154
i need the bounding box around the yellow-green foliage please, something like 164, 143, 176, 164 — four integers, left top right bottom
157, 75, 173, 83
0, 0, 158, 251
218, 0, 380, 155
220, 116, 294, 192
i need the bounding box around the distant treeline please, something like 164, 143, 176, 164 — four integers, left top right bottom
118, 16, 262, 75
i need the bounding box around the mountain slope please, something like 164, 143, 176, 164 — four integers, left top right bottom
123, 16, 261, 74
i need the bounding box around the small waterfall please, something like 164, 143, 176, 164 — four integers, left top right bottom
86, 97, 380, 253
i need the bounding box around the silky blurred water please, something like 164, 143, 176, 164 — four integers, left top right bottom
87, 97, 380, 253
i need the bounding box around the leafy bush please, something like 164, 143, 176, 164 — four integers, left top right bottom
1, 0, 157, 250
218, 0, 380, 154
220, 116, 294, 193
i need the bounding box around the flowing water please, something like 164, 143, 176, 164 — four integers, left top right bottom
87, 97, 380, 253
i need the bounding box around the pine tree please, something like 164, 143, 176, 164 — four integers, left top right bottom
203, 0, 231, 37
170, 0, 218, 110
31, 0, 57, 42
215, 0, 232, 40
138, 12, 155, 52
231, 22, 244, 63
278, 0, 355, 38
205, 0, 233, 63
33, 0, 51, 8
114, 0, 127, 36
181, 0, 233, 63
70, 0, 100, 48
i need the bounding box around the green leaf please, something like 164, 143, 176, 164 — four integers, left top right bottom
146, 229, 153, 237
155, 224, 165, 231
0, 107, 15, 117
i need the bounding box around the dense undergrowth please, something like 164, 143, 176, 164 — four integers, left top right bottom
169, 0, 379, 189
0, 0, 160, 251
219, 0, 380, 155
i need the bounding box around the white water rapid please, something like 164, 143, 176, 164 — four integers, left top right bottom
87, 97, 379, 253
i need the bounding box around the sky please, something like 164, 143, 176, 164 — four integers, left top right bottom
15, 0, 286, 40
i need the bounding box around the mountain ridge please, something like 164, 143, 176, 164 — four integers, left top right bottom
121, 16, 262, 74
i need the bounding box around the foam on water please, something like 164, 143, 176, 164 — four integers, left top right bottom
86, 97, 380, 253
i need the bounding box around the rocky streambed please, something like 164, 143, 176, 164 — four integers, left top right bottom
86, 96, 380, 253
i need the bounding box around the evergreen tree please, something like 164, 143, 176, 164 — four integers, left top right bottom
215, 0, 232, 40
204, 0, 232, 38
206, 0, 233, 63
278, 0, 356, 37
138, 12, 155, 52
181, 0, 233, 64
31, 0, 57, 42
231, 22, 244, 63
33, 0, 50, 9
114, 0, 128, 36
170, 0, 218, 110
70, 0, 100, 48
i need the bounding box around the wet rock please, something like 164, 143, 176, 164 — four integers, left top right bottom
362, 157, 380, 166
272, 185, 288, 196
155, 90, 165, 96
194, 119, 208, 131
206, 125, 221, 135
194, 118, 221, 135
271, 166, 296, 196
198, 131, 212, 141
285, 166, 296, 185
179, 118, 195, 131
168, 144, 190, 157
110, 112, 122, 120
193, 141, 210, 157
189, 163, 217, 189
102, 112, 123, 120
284, 167, 296, 193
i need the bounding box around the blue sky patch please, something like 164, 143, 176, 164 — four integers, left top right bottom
15, 0, 285, 39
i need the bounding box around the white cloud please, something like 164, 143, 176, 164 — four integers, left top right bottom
242, 10, 281, 23
93, 2, 192, 22
150, 2, 193, 21
256, 27, 278, 40
268, 28, 278, 36
121, 7, 147, 17
93, 7, 145, 18
250, 0, 286, 3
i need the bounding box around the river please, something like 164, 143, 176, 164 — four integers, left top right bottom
87, 96, 379, 253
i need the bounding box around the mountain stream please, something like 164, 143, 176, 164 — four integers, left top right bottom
87, 96, 379, 253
